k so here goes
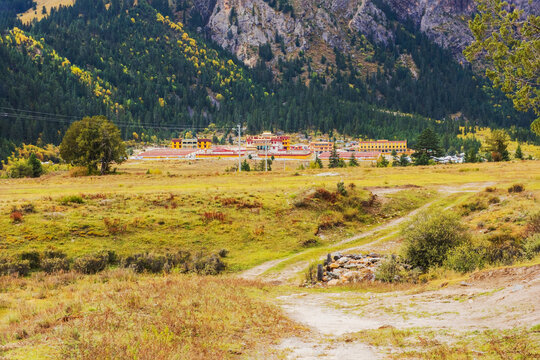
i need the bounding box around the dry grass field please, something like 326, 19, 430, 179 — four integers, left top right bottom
17, 0, 75, 24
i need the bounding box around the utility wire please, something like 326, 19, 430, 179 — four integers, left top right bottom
0, 109, 238, 131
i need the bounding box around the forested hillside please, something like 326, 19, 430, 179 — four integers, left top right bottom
0, 0, 537, 164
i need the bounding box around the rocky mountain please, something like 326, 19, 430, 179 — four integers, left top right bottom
187, 0, 539, 66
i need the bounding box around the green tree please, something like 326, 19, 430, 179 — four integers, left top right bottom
514, 143, 523, 159
241, 159, 251, 171
413, 128, 442, 160
465, 0, 539, 134
376, 154, 389, 167
398, 154, 409, 166
28, 152, 43, 178
464, 148, 479, 163
486, 129, 510, 161
328, 143, 340, 168
348, 153, 359, 167
60, 116, 126, 175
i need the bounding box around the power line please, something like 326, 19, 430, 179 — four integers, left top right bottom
0, 110, 238, 131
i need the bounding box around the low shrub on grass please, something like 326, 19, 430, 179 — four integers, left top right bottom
190, 253, 225, 275
508, 184, 525, 193
0, 258, 30, 276
41, 257, 70, 273
402, 211, 468, 271
444, 241, 487, 273
460, 198, 488, 215
525, 212, 540, 237
59, 195, 84, 205
523, 234, 540, 260
10, 211, 23, 223
485, 232, 524, 265
201, 211, 226, 223
122, 253, 168, 273
19, 251, 41, 269
73, 253, 110, 274
103, 218, 127, 235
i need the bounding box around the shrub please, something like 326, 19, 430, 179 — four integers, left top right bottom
485, 233, 523, 265
6, 158, 33, 178
73, 253, 110, 274
122, 253, 167, 273
444, 242, 486, 273
316, 212, 344, 233
508, 184, 525, 193
375, 255, 404, 283
20, 251, 41, 269
402, 212, 467, 271
103, 218, 127, 235
525, 212, 540, 237
190, 253, 225, 275
523, 234, 540, 260
460, 198, 488, 215
0, 258, 30, 276
202, 211, 226, 223
41, 257, 70, 273
10, 211, 23, 223
43, 250, 67, 259
60, 195, 85, 205
304, 263, 318, 284
314, 188, 337, 202
337, 181, 347, 196
218, 249, 229, 258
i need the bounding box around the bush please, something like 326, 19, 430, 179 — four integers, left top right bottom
202, 211, 226, 222
402, 212, 467, 271
460, 198, 488, 215
444, 242, 486, 273
103, 218, 127, 234
10, 211, 23, 223
190, 253, 225, 275
73, 253, 110, 274
523, 234, 540, 260
0, 258, 30, 276
485, 233, 523, 265
375, 255, 404, 282
41, 257, 70, 273
122, 253, 168, 273
508, 184, 525, 193
43, 250, 67, 259
6, 158, 33, 178
20, 251, 41, 269
60, 195, 85, 205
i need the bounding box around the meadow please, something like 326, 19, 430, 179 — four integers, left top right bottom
0, 159, 539, 359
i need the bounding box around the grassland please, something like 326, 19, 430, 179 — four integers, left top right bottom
0, 159, 539, 359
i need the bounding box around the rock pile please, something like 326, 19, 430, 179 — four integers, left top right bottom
318, 253, 383, 286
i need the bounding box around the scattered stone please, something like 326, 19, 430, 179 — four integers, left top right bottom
318, 252, 383, 285
459, 281, 471, 286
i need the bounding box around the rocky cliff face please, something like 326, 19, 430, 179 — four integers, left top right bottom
189, 0, 538, 67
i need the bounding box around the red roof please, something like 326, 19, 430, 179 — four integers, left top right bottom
137, 148, 198, 157
319, 151, 381, 159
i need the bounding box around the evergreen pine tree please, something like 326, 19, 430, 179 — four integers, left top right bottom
514, 144, 523, 160
328, 143, 340, 168
348, 153, 359, 167
28, 153, 43, 178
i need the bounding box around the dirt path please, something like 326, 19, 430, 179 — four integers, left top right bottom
275, 265, 540, 359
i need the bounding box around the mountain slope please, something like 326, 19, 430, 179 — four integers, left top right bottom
0, 0, 537, 158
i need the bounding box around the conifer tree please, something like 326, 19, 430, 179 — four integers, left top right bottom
328, 143, 340, 168
514, 144, 523, 160
348, 153, 359, 167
